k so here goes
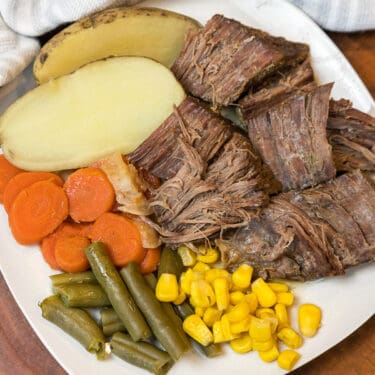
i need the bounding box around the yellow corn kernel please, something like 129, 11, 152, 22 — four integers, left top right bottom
213, 316, 238, 343
232, 264, 253, 289
205, 268, 230, 284
193, 261, 211, 272
221, 314, 237, 340
277, 349, 300, 371
252, 338, 274, 351
213, 321, 225, 343
244, 293, 258, 313
227, 300, 251, 323
274, 303, 289, 330
173, 290, 186, 305
255, 308, 275, 319
258, 344, 280, 362
249, 317, 272, 341
277, 327, 303, 349
183, 314, 213, 346
276, 292, 294, 306
252, 278, 277, 307
230, 333, 252, 354
203, 307, 222, 327
230, 291, 246, 305
197, 246, 220, 264
180, 269, 203, 295
298, 303, 322, 338
190, 279, 216, 308
230, 315, 252, 334
267, 282, 289, 293
195, 306, 205, 317
177, 245, 196, 267
155, 273, 179, 302
213, 277, 230, 311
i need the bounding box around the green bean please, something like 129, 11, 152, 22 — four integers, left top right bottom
84, 242, 151, 341
174, 302, 222, 358
39, 295, 106, 359
50, 271, 97, 287
157, 247, 183, 278
144, 273, 183, 329
100, 308, 126, 336
111, 332, 173, 375
53, 283, 111, 308
120, 262, 191, 361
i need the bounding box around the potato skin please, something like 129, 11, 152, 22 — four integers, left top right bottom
33, 7, 201, 83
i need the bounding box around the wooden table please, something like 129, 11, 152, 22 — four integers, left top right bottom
0, 30, 374, 375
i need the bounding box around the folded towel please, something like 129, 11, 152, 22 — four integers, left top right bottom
0, 0, 374, 87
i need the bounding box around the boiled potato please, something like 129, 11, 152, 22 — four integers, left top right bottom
33, 7, 201, 83
0, 56, 185, 171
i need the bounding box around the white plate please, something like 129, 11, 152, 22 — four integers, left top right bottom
0, 0, 374, 374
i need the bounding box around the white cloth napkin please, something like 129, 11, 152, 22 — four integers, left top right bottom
0, 0, 374, 87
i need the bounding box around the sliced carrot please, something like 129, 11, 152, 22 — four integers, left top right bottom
54, 235, 90, 273
90, 212, 145, 267
3, 171, 64, 213
139, 247, 161, 274
39, 221, 92, 270
40, 235, 61, 270
64, 167, 115, 222
9, 180, 69, 245
0, 155, 24, 202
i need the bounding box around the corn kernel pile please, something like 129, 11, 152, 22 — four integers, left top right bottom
155, 246, 322, 371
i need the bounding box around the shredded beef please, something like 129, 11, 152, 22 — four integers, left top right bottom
146, 133, 268, 244
327, 99, 375, 171
244, 83, 336, 191
217, 171, 375, 281
172, 14, 308, 107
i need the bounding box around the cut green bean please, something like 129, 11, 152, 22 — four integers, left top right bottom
50, 271, 97, 287
100, 308, 126, 336
40, 295, 106, 359
144, 273, 183, 329
111, 332, 173, 375
120, 262, 191, 361
84, 242, 151, 341
53, 283, 111, 308
158, 247, 183, 278
174, 302, 223, 358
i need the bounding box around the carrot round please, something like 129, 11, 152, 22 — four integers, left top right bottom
90, 212, 145, 267
3, 171, 64, 213
64, 167, 115, 222
9, 180, 69, 245
39, 221, 92, 270
54, 235, 90, 273
139, 247, 161, 274
0, 155, 24, 202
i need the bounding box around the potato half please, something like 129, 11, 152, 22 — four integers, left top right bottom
33, 7, 201, 84
0, 56, 185, 171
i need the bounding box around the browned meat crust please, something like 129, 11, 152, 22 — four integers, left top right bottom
327, 99, 375, 171
244, 83, 336, 191
218, 171, 375, 281
172, 14, 309, 107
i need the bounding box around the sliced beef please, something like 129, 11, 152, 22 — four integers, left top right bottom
127, 97, 232, 180
217, 171, 375, 281
238, 59, 315, 118
172, 14, 309, 107
327, 99, 375, 171
245, 83, 336, 191
147, 133, 268, 244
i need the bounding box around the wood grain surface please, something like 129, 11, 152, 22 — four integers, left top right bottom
0, 30, 374, 375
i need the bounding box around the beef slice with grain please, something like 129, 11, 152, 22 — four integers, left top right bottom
127, 97, 232, 180
245, 83, 336, 191
238, 59, 315, 118
172, 14, 309, 107
327, 99, 375, 171
217, 171, 375, 281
